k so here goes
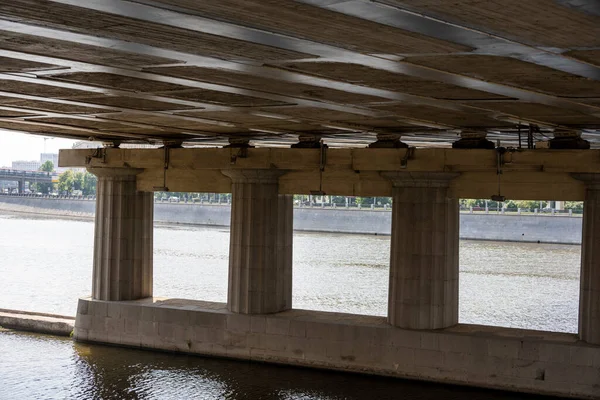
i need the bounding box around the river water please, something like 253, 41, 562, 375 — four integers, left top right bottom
0, 212, 581, 399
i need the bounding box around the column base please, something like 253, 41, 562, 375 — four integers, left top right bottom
75, 296, 599, 399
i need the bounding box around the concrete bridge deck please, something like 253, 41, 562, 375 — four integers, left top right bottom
0, 0, 597, 147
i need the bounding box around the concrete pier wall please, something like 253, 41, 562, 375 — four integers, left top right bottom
74, 297, 600, 399
0, 196, 584, 244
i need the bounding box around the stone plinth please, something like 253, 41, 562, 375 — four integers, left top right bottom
89, 168, 153, 301
383, 172, 460, 330
222, 169, 292, 314
573, 174, 600, 345
74, 297, 600, 399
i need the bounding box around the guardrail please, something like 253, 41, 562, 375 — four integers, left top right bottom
0, 169, 51, 178
461, 207, 582, 217
0, 193, 94, 200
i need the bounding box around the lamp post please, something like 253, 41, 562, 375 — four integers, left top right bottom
43, 137, 55, 153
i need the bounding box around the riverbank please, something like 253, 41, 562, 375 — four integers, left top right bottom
0, 196, 583, 244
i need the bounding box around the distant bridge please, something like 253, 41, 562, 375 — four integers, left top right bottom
0, 169, 53, 193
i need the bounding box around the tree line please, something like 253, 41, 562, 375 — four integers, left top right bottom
29, 161, 98, 196
460, 198, 583, 212
57, 170, 97, 195
153, 192, 584, 210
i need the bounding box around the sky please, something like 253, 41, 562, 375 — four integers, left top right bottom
0, 130, 77, 168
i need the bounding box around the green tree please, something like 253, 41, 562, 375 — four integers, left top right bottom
73, 171, 84, 192
82, 172, 97, 196
461, 199, 486, 208
31, 161, 55, 194
356, 197, 375, 206
513, 200, 546, 211
564, 201, 583, 212
355, 197, 371, 206
460, 199, 548, 211
331, 196, 346, 205
377, 197, 392, 206
40, 160, 54, 172
354, 197, 391, 206
58, 170, 75, 195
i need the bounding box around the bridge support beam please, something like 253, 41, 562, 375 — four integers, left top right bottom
222, 169, 293, 314
574, 174, 600, 345
384, 172, 460, 330
89, 167, 153, 301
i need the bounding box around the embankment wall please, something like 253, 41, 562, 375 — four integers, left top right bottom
0, 196, 583, 244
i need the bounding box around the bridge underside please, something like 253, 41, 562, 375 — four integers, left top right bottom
0, 0, 599, 148
5, 1, 600, 398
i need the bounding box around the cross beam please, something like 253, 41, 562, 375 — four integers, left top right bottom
59, 148, 597, 200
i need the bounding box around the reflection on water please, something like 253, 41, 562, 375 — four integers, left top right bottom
0, 330, 549, 400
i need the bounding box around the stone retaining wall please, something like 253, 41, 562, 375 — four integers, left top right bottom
0, 196, 584, 244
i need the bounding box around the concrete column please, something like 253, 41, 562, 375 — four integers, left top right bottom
382, 172, 460, 330
573, 174, 600, 344
222, 169, 292, 314
89, 168, 153, 301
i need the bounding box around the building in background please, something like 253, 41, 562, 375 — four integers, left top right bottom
11, 160, 41, 171
12, 153, 61, 172
11, 153, 78, 173
9, 141, 160, 174
40, 153, 59, 168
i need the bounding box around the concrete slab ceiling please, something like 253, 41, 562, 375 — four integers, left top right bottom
0, 0, 598, 148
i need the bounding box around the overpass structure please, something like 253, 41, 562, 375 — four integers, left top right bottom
0, 169, 52, 193
1, 0, 599, 398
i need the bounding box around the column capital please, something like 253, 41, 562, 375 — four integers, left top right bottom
87, 167, 144, 179
572, 173, 600, 189
222, 169, 287, 184
381, 172, 459, 188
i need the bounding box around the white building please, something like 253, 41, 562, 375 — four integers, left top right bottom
39, 153, 68, 172
11, 153, 63, 172
12, 160, 41, 171
40, 153, 59, 168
